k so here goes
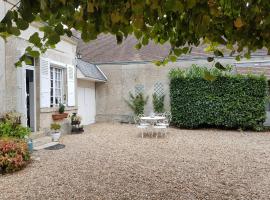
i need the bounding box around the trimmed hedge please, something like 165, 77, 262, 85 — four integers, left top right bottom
169, 65, 268, 130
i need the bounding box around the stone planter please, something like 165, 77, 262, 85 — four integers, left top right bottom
51, 131, 61, 142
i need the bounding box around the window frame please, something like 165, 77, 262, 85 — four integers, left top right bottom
50, 65, 64, 107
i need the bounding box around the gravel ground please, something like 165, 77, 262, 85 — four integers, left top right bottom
1, 123, 270, 200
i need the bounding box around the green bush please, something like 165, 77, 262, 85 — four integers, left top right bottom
152, 93, 165, 113
58, 103, 65, 114
169, 65, 268, 130
0, 122, 30, 139
0, 138, 30, 174
125, 92, 148, 115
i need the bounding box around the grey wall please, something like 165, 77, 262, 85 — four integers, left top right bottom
95, 59, 233, 122
95, 57, 270, 123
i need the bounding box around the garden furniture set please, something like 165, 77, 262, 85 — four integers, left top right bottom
134, 112, 171, 138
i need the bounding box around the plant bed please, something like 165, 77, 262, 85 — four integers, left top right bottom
0, 138, 30, 174
52, 113, 68, 121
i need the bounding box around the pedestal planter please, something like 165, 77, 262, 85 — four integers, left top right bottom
52, 113, 68, 121
51, 132, 61, 142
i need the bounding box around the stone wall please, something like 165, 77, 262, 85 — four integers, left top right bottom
95, 57, 270, 123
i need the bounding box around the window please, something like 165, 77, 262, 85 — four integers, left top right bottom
50, 66, 64, 107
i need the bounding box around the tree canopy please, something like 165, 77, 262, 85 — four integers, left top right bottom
1, 0, 270, 68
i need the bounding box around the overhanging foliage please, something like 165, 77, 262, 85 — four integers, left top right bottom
1, 0, 270, 67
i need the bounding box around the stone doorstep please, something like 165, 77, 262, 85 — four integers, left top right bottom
32, 136, 52, 148
34, 141, 59, 151
30, 131, 49, 140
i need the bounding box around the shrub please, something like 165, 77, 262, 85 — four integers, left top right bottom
58, 103, 65, 114
125, 92, 148, 115
1, 111, 21, 125
152, 93, 165, 113
0, 138, 30, 174
50, 123, 61, 132
169, 65, 268, 130
0, 122, 30, 139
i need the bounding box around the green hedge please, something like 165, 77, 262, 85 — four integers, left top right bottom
169, 65, 268, 130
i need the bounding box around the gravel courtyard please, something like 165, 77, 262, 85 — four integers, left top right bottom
1, 123, 270, 200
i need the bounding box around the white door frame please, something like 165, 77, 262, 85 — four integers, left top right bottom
23, 65, 37, 132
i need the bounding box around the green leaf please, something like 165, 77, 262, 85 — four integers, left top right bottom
214, 50, 224, 57
135, 43, 142, 50
142, 36, 149, 45
134, 30, 142, 39
111, 12, 121, 24
24, 56, 32, 65
48, 33, 60, 45
236, 55, 241, 61
116, 34, 123, 44
182, 47, 189, 54
28, 50, 40, 58
87, 2, 94, 13
169, 55, 177, 62
187, 0, 197, 8
204, 70, 216, 81
65, 29, 72, 37
215, 62, 226, 70
55, 23, 64, 35
8, 27, 20, 36
207, 57, 214, 62
174, 48, 182, 56
16, 18, 29, 30
29, 32, 42, 47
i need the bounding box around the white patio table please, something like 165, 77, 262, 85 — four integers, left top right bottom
140, 116, 165, 125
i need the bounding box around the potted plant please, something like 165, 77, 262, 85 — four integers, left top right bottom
50, 123, 61, 142
71, 113, 82, 125
52, 103, 68, 120
71, 113, 84, 133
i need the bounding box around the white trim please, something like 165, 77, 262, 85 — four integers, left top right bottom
96, 64, 108, 81
49, 60, 67, 68
77, 68, 106, 82
77, 76, 106, 82
50, 67, 64, 107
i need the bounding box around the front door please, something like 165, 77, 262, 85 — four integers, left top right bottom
26, 69, 35, 131
17, 67, 36, 131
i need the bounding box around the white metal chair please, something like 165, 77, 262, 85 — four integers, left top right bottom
157, 111, 171, 127
153, 124, 167, 138
134, 115, 150, 138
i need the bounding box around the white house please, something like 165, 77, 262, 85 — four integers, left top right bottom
0, 0, 107, 133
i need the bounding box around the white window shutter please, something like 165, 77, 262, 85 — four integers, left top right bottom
40, 57, 50, 108
67, 64, 75, 106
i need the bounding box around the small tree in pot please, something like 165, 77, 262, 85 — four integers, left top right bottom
125, 92, 148, 116
50, 123, 61, 142
152, 93, 165, 114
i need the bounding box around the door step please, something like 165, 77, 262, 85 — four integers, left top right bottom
34, 141, 59, 150
32, 136, 59, 150
32, 136, 51, 147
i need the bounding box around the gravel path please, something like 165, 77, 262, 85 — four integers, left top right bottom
1, 123, 270, 200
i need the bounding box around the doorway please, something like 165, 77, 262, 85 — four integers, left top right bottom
26, 69, 35, 131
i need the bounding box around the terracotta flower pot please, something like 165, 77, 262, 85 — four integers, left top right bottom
52, 113, 68, 121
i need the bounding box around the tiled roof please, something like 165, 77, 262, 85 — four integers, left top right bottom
77, 34, 268, 64
76, 59, 107, 82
